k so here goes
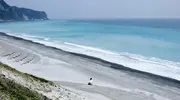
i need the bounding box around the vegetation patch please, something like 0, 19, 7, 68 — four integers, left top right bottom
0, 63, 54, 85
0, 64, 21, 74
0, 63, 54, 100
24, 73, 54, 85
0, 74, 49, 100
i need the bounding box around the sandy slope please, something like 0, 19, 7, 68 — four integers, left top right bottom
0, 33, 180, 100
55, 81, 160, 100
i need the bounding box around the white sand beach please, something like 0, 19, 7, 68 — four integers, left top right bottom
0, 32, 180, 100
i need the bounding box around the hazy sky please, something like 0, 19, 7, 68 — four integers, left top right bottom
5, 0, 180, 19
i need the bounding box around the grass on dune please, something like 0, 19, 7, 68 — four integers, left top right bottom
0, 63, 52, 100
0, 63, 54, 85
0, 75, 48, 100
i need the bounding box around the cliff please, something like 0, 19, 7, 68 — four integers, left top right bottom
0, 0, 48, 21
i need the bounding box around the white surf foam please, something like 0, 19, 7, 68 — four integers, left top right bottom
4, 32, 180, 81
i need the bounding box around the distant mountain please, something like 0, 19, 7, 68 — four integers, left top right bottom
0, 0, 48, 21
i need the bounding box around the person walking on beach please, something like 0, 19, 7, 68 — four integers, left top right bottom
88, 78, 93, 85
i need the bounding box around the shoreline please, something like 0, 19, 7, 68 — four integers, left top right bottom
0, 32, 180, 86
1, 32, 180, 100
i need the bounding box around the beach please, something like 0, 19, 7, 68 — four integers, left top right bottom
0, 32, 180, 100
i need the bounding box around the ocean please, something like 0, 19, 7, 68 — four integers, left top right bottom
0, 19, 180, 80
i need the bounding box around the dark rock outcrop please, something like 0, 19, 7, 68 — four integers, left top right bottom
0, 0, 48, 21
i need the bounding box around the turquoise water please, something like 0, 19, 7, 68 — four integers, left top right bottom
0, 19, 180, 62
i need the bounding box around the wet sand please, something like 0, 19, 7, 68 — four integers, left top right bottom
0, 32, 180, 100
